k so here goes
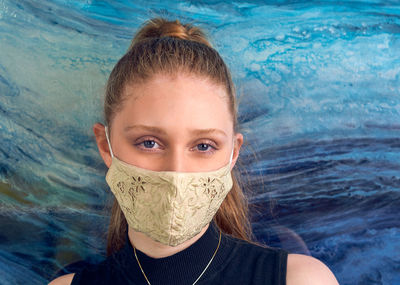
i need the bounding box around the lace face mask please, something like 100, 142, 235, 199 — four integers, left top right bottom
104, 126, 234, 247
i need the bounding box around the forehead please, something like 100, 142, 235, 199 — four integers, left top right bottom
114, 73, 233, 136
125, 72, 227, 102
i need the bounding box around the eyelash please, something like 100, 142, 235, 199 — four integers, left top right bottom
134, 137, 218, 154
194, 142, 217, 154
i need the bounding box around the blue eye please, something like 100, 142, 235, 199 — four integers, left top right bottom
197, 143, 214, 152
135, 140, 159, 150
143, 140, 156, 148
134, 138, 162, 152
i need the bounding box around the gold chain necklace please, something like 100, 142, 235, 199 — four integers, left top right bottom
133, 230, 222, 285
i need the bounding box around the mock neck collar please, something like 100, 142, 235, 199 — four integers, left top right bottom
115, 222, 232, 284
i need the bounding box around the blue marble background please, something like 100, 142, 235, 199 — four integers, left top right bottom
1, 0, 399, 284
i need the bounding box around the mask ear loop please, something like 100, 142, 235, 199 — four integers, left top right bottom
104, 126, 114, 158
229, 139, 235, 166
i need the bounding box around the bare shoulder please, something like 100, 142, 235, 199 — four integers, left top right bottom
287, 254, 339, 285
48, 273, 75, 285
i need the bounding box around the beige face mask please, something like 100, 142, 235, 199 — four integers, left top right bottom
104, 126, 234, 247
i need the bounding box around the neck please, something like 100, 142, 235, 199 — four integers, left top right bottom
128, 223, 210, 259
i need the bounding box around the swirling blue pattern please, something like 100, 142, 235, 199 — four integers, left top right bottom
0, 1, 399, 284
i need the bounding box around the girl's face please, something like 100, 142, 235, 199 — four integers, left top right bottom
94, 73, 243, 172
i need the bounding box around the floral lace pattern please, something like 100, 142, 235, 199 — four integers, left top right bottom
130, 176, 147, 193
106, 156, 233, 246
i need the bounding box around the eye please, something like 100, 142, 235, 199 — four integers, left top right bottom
135, 139, 160, 150
195, 141, 217, 154
143, 140, 157, 148
197, 143, 211, 151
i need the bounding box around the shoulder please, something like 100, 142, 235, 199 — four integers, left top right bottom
48, 273, 75, 285
287, 254, 339, 285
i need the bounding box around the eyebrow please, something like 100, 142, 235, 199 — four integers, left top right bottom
124, 125, 167, 135
124, 125, 227, 137
190, 128, 227, 137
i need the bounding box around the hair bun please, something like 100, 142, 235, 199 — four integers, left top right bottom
131, 18, 212, 48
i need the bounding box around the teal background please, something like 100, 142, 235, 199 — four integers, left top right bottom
0, 1, 399, 284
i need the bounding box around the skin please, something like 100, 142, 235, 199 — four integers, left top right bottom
49, 73, 339, 285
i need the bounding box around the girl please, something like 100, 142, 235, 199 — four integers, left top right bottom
49, 18, 338, 285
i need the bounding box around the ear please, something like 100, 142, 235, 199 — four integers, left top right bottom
230, 132, 243, 171
93, 123, 112, 168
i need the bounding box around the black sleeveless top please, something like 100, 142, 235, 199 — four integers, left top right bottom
71, 223, 288, 285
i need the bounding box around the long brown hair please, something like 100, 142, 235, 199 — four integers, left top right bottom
103, 18, 254, 256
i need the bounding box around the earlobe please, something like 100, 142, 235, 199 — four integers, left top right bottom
93, 123, 112, 168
